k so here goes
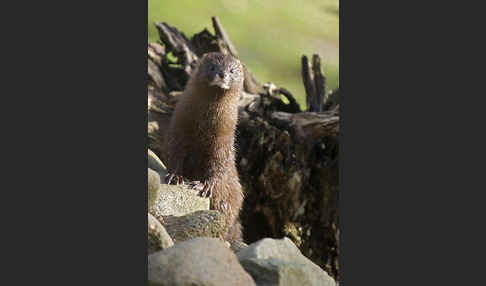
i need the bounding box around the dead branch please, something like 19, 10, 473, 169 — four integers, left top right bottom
302, 54, 327, 112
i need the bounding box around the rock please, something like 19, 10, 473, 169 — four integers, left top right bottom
148, 168, 161, 212
231, 240, 249, 253
236, 237, 336, 286
148, 149, 168, 181
150, 183, 210, 219
163, 210, 227, 243
148, 213, 174, 254
148, 237, 256, 286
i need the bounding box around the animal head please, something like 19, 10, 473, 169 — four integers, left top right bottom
196, 52, 243, 92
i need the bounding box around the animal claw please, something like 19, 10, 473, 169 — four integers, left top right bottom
187, 180, 213, 198
165, 173, 185, 185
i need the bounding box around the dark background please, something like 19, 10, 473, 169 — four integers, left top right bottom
1, 0, 484, 285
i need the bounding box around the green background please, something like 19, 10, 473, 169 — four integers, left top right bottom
148, 0, 339, 108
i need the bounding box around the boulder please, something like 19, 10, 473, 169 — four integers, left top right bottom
148, 168, 161, 213
148, 237, 256, 286
237, 237, 336, 286
148, 149, 167, 181
150, 183, 210, 219
163, 210, 226, 243
231, 240, 249, 253
148, 213, 174, 254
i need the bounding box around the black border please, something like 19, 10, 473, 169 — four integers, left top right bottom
5, 0, 148, 284
339, 0, 481, 284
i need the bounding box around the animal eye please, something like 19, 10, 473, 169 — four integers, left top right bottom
230, 68, 235, 74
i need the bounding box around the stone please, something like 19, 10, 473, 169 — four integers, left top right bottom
237, 237, 336, 286
163, 210, 227, 243
148, 237, 256, 286
148, 149, 168, 181
150, 183, 210, 219
148, 168, 161, 213
231, 240, 249, 253
148, 213, 174, 254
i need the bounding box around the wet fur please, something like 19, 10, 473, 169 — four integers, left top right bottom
166, 53, 244, 242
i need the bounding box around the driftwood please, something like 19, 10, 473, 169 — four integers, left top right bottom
148, 16, 340, 282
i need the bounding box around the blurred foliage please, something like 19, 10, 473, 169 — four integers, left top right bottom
148, 0, 339, 108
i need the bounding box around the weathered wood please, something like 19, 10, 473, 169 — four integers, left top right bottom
155, 22, 198, 64
191, 28, 228, 56
302, 55, 315, 107
155, 22, 199, 76
211, 16, 263, 94
148, 42, 166, 66
279, 87, 301, 112
311, 54, 326, 111
148, 58, 166, 91
236, 102, 339, 280
212, 16, 239, 57
302, 54, 327, 112
147, 41, 186, 92
322, 88, 340, 112
263, 82, 301, 113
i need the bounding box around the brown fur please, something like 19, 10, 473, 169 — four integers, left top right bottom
166, 52, 244, 242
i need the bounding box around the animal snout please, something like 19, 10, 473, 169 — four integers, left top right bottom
217, 71, 225, 79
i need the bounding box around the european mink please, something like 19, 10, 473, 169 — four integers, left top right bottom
165, 52, 244, 242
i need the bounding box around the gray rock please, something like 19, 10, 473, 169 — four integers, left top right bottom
148, 237, 256, 286
148, 149, 168, 181
163, 210, 227, 243
148, 213, 174, 254
231, 240, 249, 253
237, 237, 336, 286
150, 183, 210, 218
148, 168, 161, 213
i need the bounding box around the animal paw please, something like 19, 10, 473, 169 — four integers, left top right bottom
188, 180, 213, 198
165, 172, 185, 185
